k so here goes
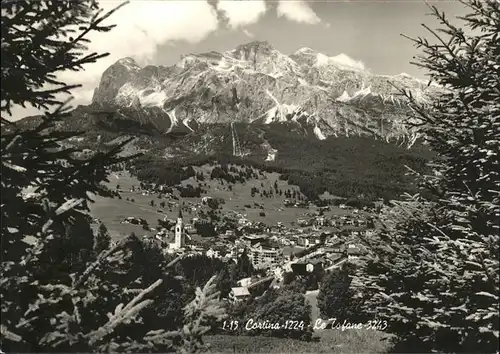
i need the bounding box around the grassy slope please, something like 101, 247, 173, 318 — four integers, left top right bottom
206, 330, 391, 354
91, 165, 358, 240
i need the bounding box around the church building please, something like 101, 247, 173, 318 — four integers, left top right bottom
169, 204, 185, 250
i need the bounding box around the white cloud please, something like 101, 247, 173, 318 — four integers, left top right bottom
217, 0, 267, 29
242, 29, 255, 38
331, 53, 366, 71
65, 1, 219, 92
8, 0, 219, 120
276, 1, 321, 24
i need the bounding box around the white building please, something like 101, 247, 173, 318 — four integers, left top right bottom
169, 206, 185, 250
237, 277, 253, 287
249, 245, 283, 269
206, 248, 221, 258
229, 287, 251, 302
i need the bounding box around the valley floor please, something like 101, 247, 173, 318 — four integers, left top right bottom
90, 169, 355, 240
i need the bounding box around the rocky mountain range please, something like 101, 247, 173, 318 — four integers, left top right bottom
90, 40, 442, 146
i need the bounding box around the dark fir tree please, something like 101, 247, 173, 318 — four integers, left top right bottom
317, 263, 364, 322
356, 1, 499, 353
0, 1, 225, 352
237, 249, 254, 279
251, 292, 313, 340
94, 223, 111, 255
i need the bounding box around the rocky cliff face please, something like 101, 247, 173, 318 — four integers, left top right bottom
91, 40, 442, 145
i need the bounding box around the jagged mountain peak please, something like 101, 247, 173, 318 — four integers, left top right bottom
227, 40, 280, 63
92, 57, 142, 104
116, 57, 141, 70
293, 47, 317, 55
91, 40, 442, 144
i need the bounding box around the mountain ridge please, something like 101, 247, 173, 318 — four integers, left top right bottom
90, 40, 442, 145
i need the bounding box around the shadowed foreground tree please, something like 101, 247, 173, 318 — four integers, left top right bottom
356, 1, 499, 353
94, 222, 111, 255
1, 1, 225, 352
317, 263, 366, 323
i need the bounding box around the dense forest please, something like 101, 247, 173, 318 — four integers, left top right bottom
126, 128, 433, 203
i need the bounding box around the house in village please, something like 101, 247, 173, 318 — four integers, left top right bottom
229, 287, 251, 303
297, 234, 323, 247
237, 277, 253, 288
314, 216, 327, 228
184, 223, 195, 234
242, 235, 268, 246
297, 218, 311, 227
206, 248, 221, 259
346, 244, 364, 259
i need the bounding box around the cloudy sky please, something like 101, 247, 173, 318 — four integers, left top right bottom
9, 0, 466, 120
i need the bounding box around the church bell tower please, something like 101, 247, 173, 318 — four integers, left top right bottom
174, 204, 184, 249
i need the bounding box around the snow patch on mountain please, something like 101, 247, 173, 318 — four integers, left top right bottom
166, 108, 178, 134
313, 125, 326, 140
176, 55, 199, 69
330, 53, 365, 70
116, 83, 140, 106
315, 53, 329, 67
298, 78, 308, 86
117, 57, 141, 72
263, 107, 282, 124
264, 90, 286, 123
351, 85, 373, 99
182, 117, 194, 132
295, 47, 315, 54
261, 101, 307, 124
261, 140, 278, 161
116, 82, 167, 108
336, 90, 351, 102
140, 91, 167, 107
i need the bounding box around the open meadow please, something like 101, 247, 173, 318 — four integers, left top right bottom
90, 166, 354, 240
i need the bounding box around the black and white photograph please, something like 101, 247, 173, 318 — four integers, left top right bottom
1, 0, 499, 353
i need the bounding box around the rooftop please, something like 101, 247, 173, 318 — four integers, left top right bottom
244, 235, 268, 240
231, 287, 251, 297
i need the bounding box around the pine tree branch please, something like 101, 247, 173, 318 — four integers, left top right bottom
72, 238, 127, 289
86, 278, 163, 346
